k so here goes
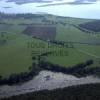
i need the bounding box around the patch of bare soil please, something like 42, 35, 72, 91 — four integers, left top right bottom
23, 26, 56, 40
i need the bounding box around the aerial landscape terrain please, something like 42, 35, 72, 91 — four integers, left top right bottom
0, 11, 100, 99
0, 13, 100, 79
0, 0, 100, 100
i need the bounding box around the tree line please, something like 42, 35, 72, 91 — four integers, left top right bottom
0, 62, 41, 85
79, 20, 100, 33
0, 12, 45, 19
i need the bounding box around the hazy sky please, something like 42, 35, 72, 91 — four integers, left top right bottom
0, 0, 100, 19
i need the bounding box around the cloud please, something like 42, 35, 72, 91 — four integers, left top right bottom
6, 0, 63, 4
6, 0, 97, 5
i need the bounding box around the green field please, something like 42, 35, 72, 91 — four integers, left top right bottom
0, 14, 100, 78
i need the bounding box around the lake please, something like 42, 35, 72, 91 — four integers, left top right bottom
0, 0, 100, 19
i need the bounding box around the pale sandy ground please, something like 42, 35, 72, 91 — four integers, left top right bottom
0, 70, 100, 99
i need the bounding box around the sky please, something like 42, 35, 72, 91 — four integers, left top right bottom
0, 0, 100, 19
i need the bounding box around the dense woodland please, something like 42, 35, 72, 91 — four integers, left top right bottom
2, 83, 100, 100
79, 20, 100, 32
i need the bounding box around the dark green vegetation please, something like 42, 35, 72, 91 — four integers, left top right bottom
0, 13, 100, 85
79, 20, 100, 32
2, 83, 100, 100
